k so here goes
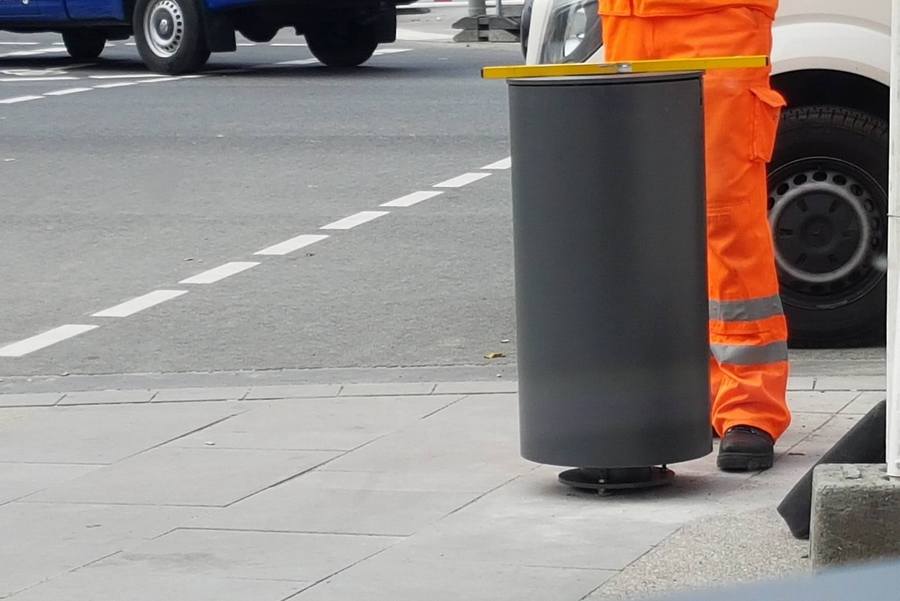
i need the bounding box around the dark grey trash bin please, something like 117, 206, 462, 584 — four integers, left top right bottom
508, 73, 712, 489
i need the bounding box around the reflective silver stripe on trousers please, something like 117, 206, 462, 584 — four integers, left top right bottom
711, 341, 789, 366
708, 295, 784, 322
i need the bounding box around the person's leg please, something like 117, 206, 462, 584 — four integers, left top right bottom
606, 8, 791, 465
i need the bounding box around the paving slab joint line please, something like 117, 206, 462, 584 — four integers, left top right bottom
283, 545, 397, 601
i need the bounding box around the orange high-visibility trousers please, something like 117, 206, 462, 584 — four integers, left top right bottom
601, 6, 792, 439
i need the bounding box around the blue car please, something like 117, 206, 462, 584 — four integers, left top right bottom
0, 0, 415, 73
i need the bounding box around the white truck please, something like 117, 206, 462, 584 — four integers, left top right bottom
521, 0, 890, 349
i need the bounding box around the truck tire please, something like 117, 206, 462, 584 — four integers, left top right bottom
768, 106, 888, 348
133, 0, 210, 74
62, 30, 107, 59
306, 22, 377, 68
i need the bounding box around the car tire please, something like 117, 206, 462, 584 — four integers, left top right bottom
133, 0, 210, 74
62, 30, 107, 59
768, 106, 889, 348
305, 21, 377, 68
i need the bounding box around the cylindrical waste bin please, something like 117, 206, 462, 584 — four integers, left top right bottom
509, 73, 712, 478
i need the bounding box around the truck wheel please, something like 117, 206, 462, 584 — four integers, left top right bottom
306, 22, 377, 68
768, 106, 888, 348
62, 30, 107, 59
133, 0, 210, 74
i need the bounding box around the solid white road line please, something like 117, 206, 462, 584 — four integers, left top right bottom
395, 28, 454, 42
373, 48, 413, 56
93, 81, 139, 89
380, 190, 444, 208
0, 76, 77, 82
433, 172, 491, 188
271, 42, 307, 47
0, 324, 98, 358
43, 87, 93, 96
254, 234, 329, 256
482, 157, 511, 170
274, 58, 319, 66
89, 74, 167, 79
179, 261, 259, 284
321, 211, 389, 230
0, 95, 43, 104
93, 290, 187, 318
0, 41, 39, 45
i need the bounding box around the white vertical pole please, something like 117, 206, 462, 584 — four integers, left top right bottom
888, 0, 900, 478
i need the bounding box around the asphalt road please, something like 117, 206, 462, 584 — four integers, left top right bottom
0, 10, 529, 380
0, 9, 884, 385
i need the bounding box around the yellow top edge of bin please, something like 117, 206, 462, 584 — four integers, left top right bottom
481, 56, 769, 80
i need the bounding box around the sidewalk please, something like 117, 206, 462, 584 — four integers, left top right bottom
0, 372, 885, 600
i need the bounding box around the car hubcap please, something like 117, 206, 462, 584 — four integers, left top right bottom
144, 0, 184, 58
768, 159, 886, 310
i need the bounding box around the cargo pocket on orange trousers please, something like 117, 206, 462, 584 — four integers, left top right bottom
749, 86, 786, 163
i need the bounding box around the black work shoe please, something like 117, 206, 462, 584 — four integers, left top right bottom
717, 425, 774, 472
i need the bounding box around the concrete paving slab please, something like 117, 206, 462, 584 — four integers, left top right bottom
27, 446, 338, 506
0, 403, 242, 464
339, 382, 437, 396
96, 527, 397, 583
777, 411, 836, 450
8, 564, 303, 601
586, 508, 808, 600
243, 384, 342, 400
840, 392, 886, 415
0, 462, 99, 504
59, 389, 156, 405
433, 380, 518, 394
787, 377, 816, 391
295, 554, 615, 601
0, 502, 207, 597
0, 392, 63, 407
787, 391, 859, 414
174, 395, 460, 452
189, 469, 478, 536
321, 394, 534, 492
814, 375, 885, 391
152, 387, 250, 402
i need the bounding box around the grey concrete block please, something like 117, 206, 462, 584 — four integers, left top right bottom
433, 381, 517, 395
243, 384, 341, 400
9, 563, 303, 601
788, 391, 859, 414
0, 403, 241, 463
152, 387, 249, 402
28, 446, 338, 506
0, 392, 64, 407
296, 553, 614, 601
811, 464, 900, 568
175, 395, 458, 452
787, 377, 816, 391
840, 392, 886, 415
0, 463, 98, 503
59, 389, 155, 405
322, 394, 534, 492
339, 382, 436, 396
0, 502, 205, 597
97, 528, 395, 582
815, 376, 885, 391
190, 469, 478, 536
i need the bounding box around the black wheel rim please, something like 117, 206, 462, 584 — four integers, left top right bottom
768, 157, 887, 311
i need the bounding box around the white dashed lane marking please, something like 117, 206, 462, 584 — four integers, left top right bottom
0, 95, 42, 104
0, 325, 98, 358
92, 290, 188, 318
0, 131, 503, 356
321, 211, 390, 231
434, 172, 491, 188
381, 190, 444, 208
94, 81, 139, 89
179, 262, 260, 285
254, 234, 329, 256
43, 87, 92, 96
482, 157, 511, 170
0, 76, 77, 82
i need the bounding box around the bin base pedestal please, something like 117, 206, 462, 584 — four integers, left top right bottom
559, 466, 675, 494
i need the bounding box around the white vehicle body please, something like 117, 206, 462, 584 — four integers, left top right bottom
521, 0, 891, 348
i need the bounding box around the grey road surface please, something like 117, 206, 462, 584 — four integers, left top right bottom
0, 13, 883, 384
0, 16, 525, 379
